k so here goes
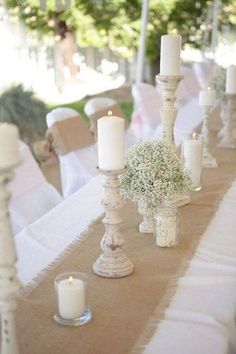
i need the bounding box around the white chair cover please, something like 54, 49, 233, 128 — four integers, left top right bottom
9, 141, 62, 234
84, 97, 137, 149
84, 97, 116, 116
193, 59, 217, 89
176, 66, 201, 106
131, 83, 162, 139
46, 108, 98, 198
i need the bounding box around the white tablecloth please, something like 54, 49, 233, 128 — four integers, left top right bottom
143, 181, 236, 354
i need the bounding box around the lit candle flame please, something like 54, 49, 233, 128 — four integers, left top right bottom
68, 276, 73, 285
108, 110, 113, 116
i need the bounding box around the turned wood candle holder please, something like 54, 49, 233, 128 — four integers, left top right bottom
0, 164, 21, 354
93, 168, 134, 278
218, 94, 236, 149
201, 105, 218, 168
156, 74, 184, 148
156, 74, 190, 206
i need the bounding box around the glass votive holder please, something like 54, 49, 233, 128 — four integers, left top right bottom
181, 133, 203, 191
54, 272, 92, 326
155, 204, 179, 247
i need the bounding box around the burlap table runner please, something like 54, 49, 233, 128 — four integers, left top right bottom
16, 135, 236, 354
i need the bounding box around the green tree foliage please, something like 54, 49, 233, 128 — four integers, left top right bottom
5, 0, 236, 62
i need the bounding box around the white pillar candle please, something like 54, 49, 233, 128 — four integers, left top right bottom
183, 137, 202, 189
98, 115, 125, 170
199, 88, 216, 106
58, 276, 86, 320
160, 34, 182, 76
226, 65, 236, 94
0, 123, 20, 169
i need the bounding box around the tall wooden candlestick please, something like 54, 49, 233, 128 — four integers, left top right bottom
0, 123, 21, 354
201, 105, 218, 167
156, 75, 183, 148
0, 169, 21, 354
156, 75, 190, 206
93, 168, 134, 278
218, 94, 236, 149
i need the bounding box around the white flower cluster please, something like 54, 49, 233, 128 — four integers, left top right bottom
121, 140, 190, 209
208, 66, 226, 99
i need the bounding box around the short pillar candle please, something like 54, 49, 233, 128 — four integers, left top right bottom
182, 134, 203, 191
226, 65, 236, 94
97, 115, 125, 170
160, 34, 182, 76
54, 272, 92, 326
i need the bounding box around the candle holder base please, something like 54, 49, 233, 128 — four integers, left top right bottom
139, 221, 154, 234
168, 194, 190, 207
203, 153, 218, 168
191, 185, 202, 192
54, 308, 92, 327
217, 139, 236, 149
93, 254, 134, 278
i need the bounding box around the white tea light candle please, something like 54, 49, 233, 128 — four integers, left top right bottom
160, 34, 182, 76
58, 276, 85, 320
199, 88, 216, 106
226, 65, 236, 94
98, 115, 125, 170
183, 135, 202, 191
0, 123, 20, 169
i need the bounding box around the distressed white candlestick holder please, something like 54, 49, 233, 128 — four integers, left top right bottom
218, 94, 236, 149
93, 168, 134, 278
156, 74, 190, 207
0, 166, 21, 354
201, 105, 218, 168
156, 74, 184, 147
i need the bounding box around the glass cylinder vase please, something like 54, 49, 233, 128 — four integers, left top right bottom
138, 200, 155, 234
155, 205, 178, 247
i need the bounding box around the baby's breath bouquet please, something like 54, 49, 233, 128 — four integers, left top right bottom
121, 140, 190, 213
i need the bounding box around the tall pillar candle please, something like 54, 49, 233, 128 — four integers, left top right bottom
98, 115, 125, 170
0, 123, 20, 169
226, 65, 236, 94
199, 88, 216, 106
160, 34, 182, 76
183, 135, 202, 190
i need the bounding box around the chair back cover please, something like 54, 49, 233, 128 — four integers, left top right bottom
84, 97, 116, 116
48, 116, 94, 155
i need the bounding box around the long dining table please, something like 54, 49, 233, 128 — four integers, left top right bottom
13, 126, 236, 354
